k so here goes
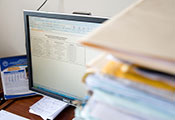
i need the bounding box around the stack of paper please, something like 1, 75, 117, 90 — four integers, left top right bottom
29, 96, 68, 120
75, 54, 175, 120
73, 0, 175, 120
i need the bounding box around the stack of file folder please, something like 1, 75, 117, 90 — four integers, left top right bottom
73, 54, 175, 120
73, 0, 175, 120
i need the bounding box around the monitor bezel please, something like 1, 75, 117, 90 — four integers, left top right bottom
24, 10, 107, 105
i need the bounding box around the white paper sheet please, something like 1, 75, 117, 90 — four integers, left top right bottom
0, 110, 29, 120
29, 96, 68, 120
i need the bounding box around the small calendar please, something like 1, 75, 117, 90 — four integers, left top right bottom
0, 55, 35, 99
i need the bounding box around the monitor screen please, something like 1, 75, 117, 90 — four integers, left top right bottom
24, 11, 107, 105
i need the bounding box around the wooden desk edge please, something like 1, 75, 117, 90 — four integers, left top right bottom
2, 95, 75, 120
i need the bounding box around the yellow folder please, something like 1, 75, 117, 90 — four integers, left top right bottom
102, 60, 175, 92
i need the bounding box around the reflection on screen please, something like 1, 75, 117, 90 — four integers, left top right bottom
29, 16, 102, 100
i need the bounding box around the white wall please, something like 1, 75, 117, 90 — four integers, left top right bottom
0, 0, 60, 57
0, 0, 137, 58
64, 0, 137, 17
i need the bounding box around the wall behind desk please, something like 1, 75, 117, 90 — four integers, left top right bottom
0, 0, 137, 58
0, 0, 60, 58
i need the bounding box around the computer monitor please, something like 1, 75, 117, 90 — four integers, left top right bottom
24, 10, 107, 105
